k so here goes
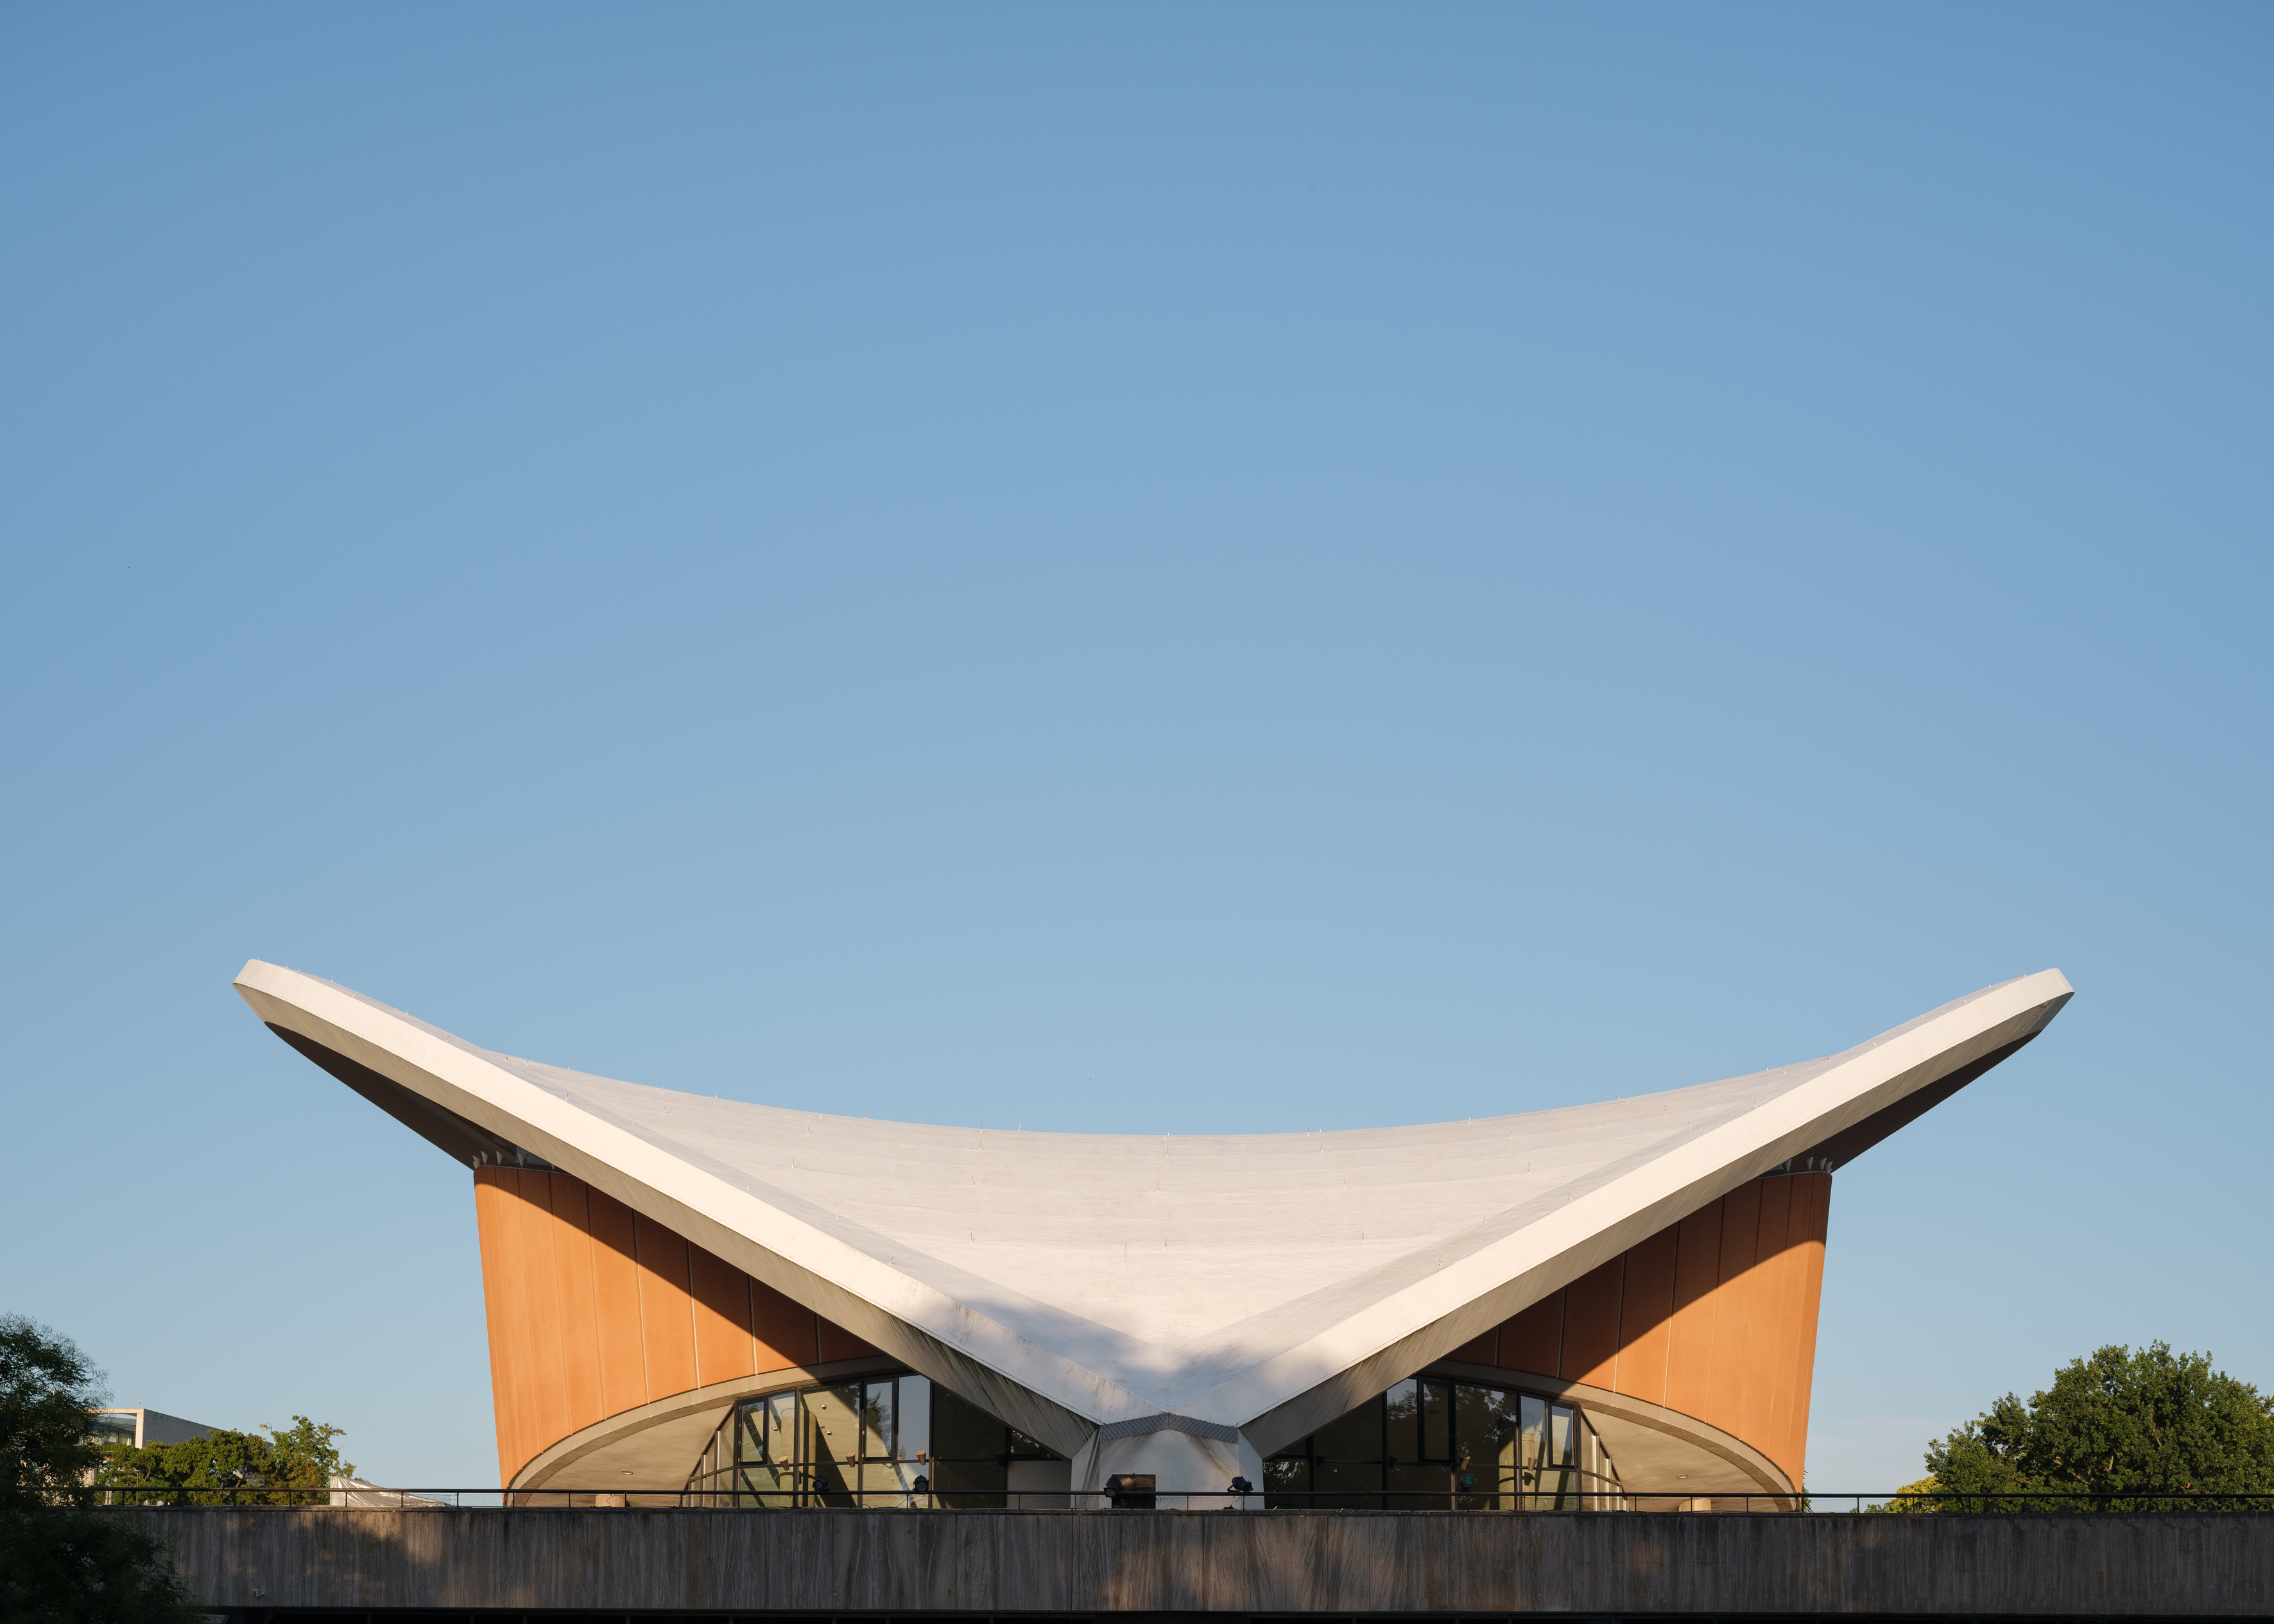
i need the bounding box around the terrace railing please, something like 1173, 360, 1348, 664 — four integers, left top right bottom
94, 1485, 2274, 1513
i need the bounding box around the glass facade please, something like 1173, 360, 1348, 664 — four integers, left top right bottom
1264, 1376, 1621, 1509
685, 1369, 1620, 1510
684, 1371, 1067, 1507
85, 1412, 138, 1451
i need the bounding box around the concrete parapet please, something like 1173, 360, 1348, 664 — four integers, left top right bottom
135, 1507, 2274, 1616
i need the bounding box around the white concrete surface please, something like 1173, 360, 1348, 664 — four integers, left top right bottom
236, 962, 2069, 1485
91, 1408, 215, 1449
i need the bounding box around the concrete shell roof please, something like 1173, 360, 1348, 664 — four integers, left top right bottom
236, 961, 2069, 1457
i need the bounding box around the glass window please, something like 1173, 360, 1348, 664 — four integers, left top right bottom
1312, 1395, 1380, 1462
801, 1385, 861, 1506
805, 1384, 860, 1466
1384, 1378, 1418, 1462
860, 1379, 895, 1460
1007, 1426, 1054, 1458
1520, 1390, 1546, 1498
1264, 1376, 1621, 1511
1420, 1380, 1451, 1461
1456, 1383, 1520, 1508
898, 1375, 931, 1462
1314, 1455, 1384, 1509
1263, 1455, 1311, 1500
930, 1384, 1006, 1462
1386, 1458, 1443, 1507
929, 1456, 1007, 1506
692, 1371, 1064, 1509
1541, 1401, 1578, 1509
738, 1456, 793, 1503
687, 1365, 1615, 1512
86, 1413, 137, 1450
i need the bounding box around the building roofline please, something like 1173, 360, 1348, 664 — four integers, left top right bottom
236, 961, 2069, 1460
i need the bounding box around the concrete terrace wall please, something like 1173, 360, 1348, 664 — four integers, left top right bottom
141, 1507, 2274, 1616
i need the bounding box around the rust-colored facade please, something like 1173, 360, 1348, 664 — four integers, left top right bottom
474, 1165, 1830, 1495
472, 1167, 879, 1488
1447, 1172, 1830, 1488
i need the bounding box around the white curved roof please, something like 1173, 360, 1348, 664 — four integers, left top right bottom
236, 961, 2069, 1458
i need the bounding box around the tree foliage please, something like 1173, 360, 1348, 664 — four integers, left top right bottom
0, 1315, 105, 1516
0, 1313, 193, 1623
1893, 1342, 2274, 1511
101, 1417, 351, 1507
1872, 1474, 1943, 1514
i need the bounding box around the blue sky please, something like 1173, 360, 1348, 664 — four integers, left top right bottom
2, 3, 2266, 1492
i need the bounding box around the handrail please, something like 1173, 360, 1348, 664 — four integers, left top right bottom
93, 1485, 2274, 1512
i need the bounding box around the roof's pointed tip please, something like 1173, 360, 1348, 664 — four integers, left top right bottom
232, 957, 293, 1008
2010, 966, 2074, 1014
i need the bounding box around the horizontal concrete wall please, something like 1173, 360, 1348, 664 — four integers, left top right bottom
141, 1507, 2274, 1616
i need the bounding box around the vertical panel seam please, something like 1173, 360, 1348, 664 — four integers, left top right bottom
635, 1215, 654, 1404
684, 1236, 700, 1389
745, 1269, 758, 1380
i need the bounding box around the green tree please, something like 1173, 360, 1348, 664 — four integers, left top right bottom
1902, 1342, 2274, 1511
1869, 1473, 1943, 1514
0, 1313, 194, 1622
102, 1417, 351, 1507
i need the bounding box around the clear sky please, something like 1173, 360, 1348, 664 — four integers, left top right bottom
3, 3, 2267, 1494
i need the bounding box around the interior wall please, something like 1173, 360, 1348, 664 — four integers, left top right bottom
472, 1167, 879, 1487
1443, 1173, 1831, 1487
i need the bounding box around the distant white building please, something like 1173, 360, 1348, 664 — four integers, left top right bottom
86, 1408, 214, 1451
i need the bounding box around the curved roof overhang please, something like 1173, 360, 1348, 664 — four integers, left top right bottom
236, 962, 2069, 1462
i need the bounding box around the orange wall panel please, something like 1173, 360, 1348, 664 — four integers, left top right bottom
1613, 1222, 1679, 1406
1662, 1197, 1725, 1421
752, 1279, 819, 1372
1561, 1257, 1625, 1387
1705, 1178, 1764, 1441
817, 1317, 881, 1362
1761, 1173, 1829, 1482
471, 1172, 523, 1487
689, 1243, 757, 1388
632, 1213, 699, 1399
1457, 1174, 1831, 1493
583, 1188, 650, 1420
1788, 1173, 1830, 1482
540, 1175, 605, 1432
473, 1170, 868, 1487
1760, 1242, 1811, 1479
1448, 1327, 1497, 1365
1499, 1291, 1564, 1376
521, 1170, 579, 1466
1732, 1175, 1793, 1467
496, 1170, 552, 1483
